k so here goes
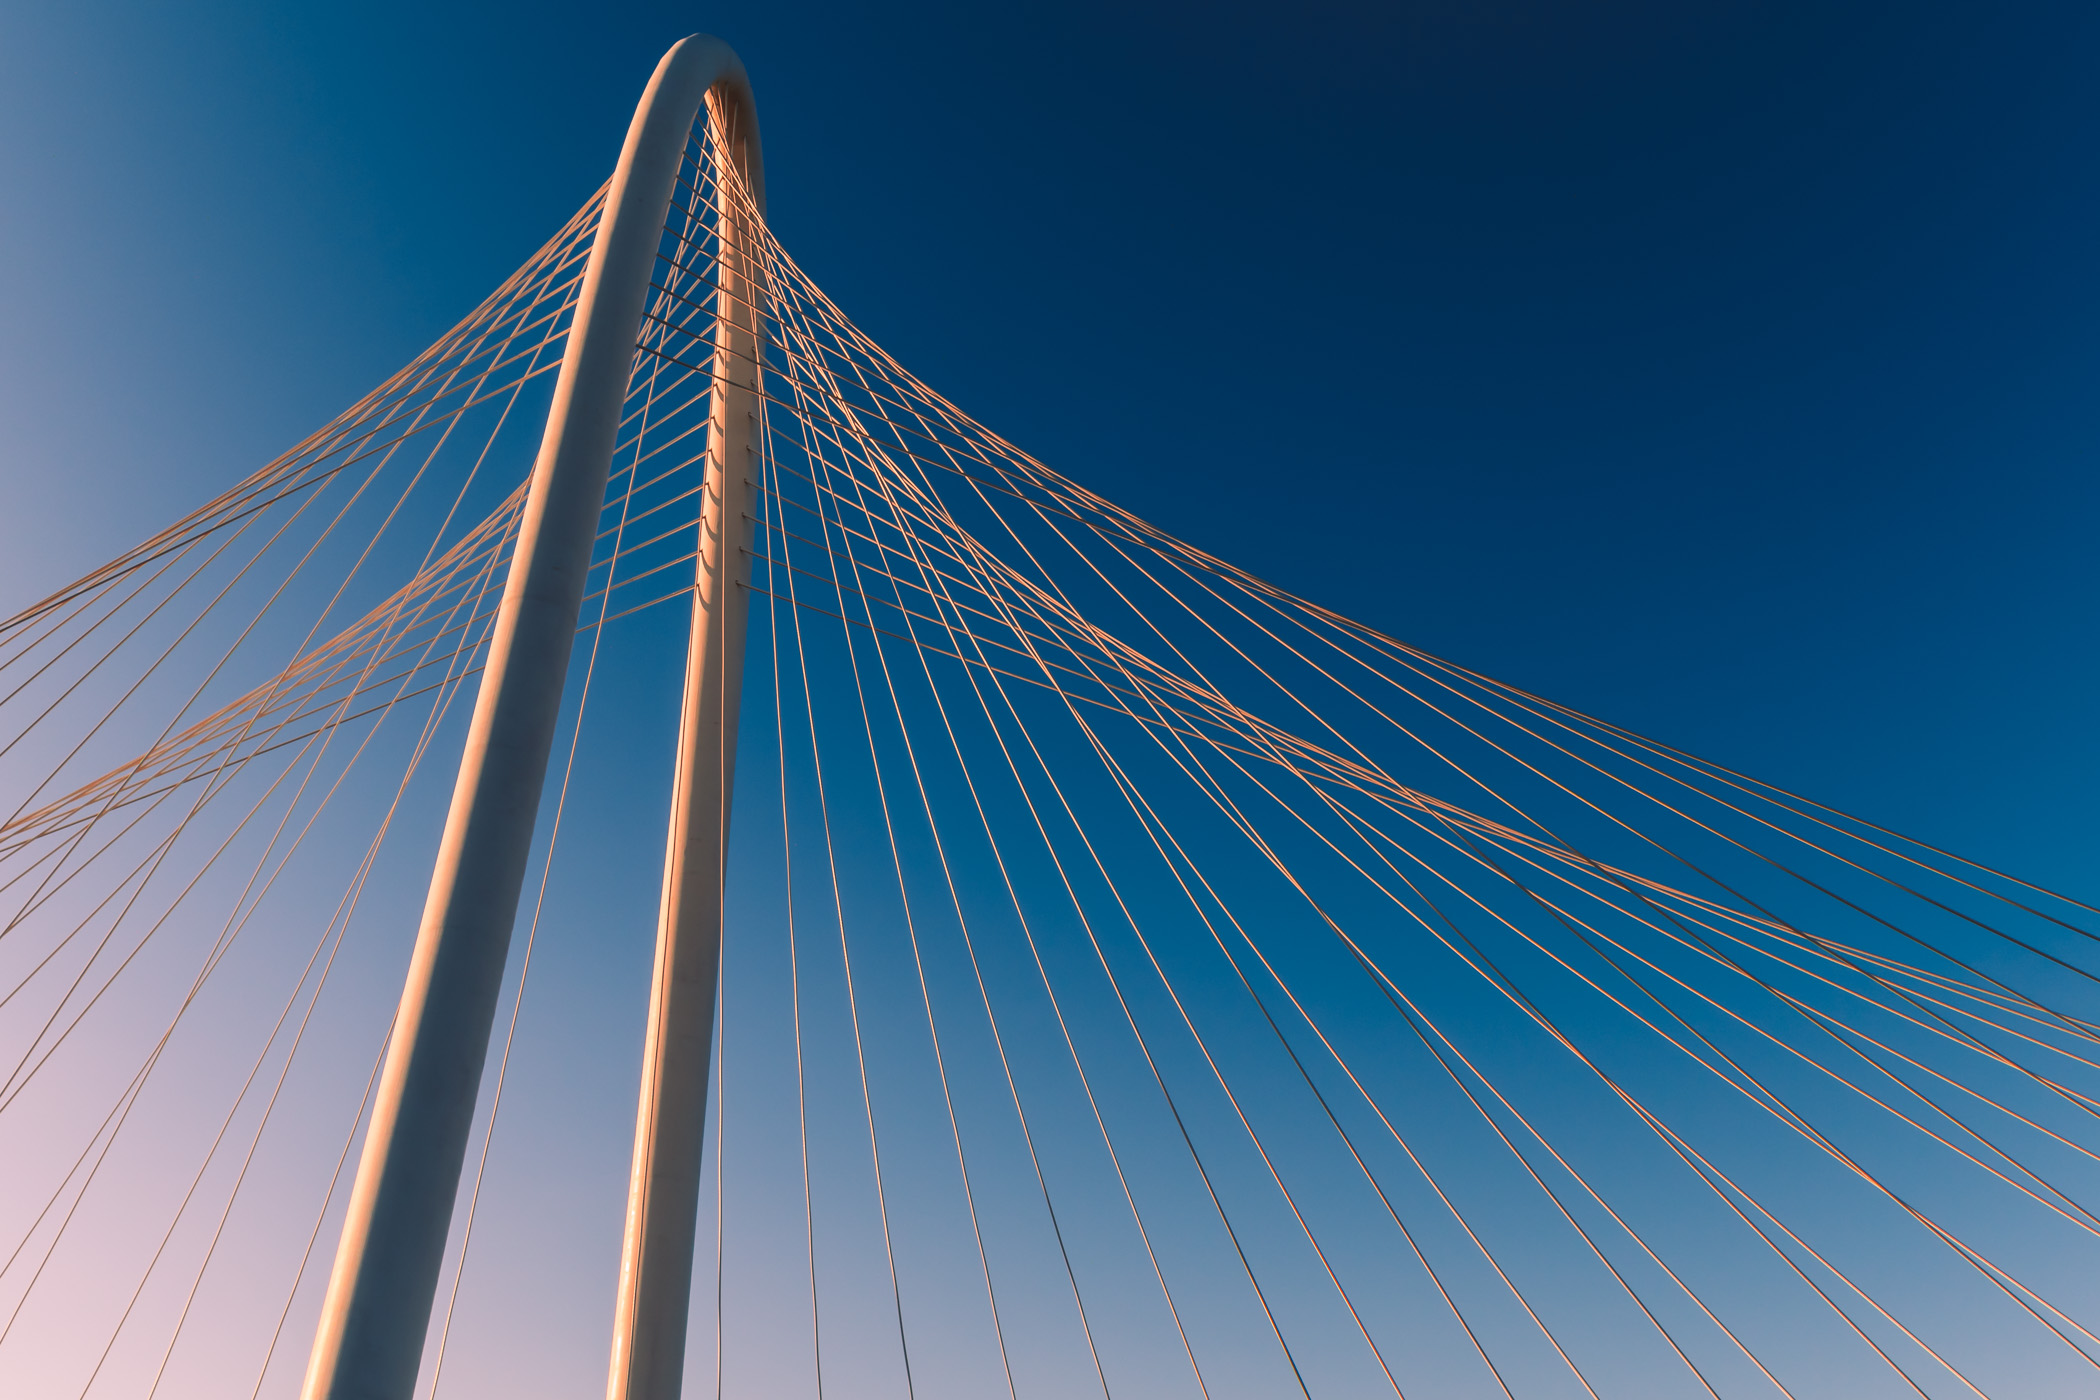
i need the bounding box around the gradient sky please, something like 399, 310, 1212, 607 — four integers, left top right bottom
1, 3, 2097, 1397
3, 0, 2097, 879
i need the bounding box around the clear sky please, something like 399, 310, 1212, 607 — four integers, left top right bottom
0, 3, 2096, 1397
2, 0, 2097, 875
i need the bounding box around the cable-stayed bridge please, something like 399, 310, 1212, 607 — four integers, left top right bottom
0, 35, 2094, 1400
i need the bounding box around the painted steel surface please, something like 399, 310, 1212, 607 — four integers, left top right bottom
300, 36, 761, 1400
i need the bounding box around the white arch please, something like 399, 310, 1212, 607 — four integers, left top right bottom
300, 36, 764, 1400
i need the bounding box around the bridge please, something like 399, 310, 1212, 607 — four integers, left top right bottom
0, 35, 2094, 1400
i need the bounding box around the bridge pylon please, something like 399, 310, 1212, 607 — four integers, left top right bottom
297, 37, 763, 1400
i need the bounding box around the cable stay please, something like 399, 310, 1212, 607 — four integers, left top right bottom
0, 60, 2091, 1400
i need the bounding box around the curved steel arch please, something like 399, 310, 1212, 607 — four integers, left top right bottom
301, 36, 764, 1400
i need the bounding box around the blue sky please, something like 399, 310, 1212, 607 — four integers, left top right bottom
1, 3, 2097, 1397
3, 0, 2095, 887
